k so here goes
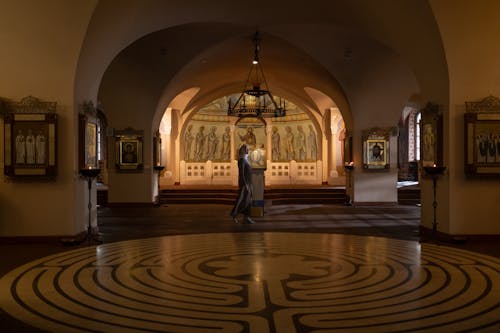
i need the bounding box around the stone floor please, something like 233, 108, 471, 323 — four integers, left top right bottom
1, 203, 499, 332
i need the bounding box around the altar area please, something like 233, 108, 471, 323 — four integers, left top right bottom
158, 96, 346, 187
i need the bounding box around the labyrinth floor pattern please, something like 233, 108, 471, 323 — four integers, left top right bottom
1, 232, 499, 333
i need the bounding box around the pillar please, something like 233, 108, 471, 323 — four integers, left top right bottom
159, 107, 174, 185
251, 169, 265, 217
265, 122, 273, 186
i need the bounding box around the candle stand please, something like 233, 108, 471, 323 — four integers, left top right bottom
80, 168, 102, 245
423, 166, 446, 239
344, 163, 354, 206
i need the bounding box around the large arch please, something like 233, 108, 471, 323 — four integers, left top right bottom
71, 0, 450, 234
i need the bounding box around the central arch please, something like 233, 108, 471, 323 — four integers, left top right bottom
79, 3, 447, 207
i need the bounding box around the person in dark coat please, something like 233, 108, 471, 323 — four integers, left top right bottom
231, 144, 255, 224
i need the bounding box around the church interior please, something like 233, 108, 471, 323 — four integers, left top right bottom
1, 1, 499, 332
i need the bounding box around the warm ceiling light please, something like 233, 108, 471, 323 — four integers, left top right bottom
227, 31, 286, 118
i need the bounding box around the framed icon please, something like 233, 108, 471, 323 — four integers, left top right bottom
3, 96, 57, 178
79, 102, 99, 169
362, 127, 390, 170
464, 95, 500, 176
420, 102, 443, 168
114, 128, 143, 171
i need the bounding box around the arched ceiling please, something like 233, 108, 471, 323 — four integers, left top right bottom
81, 0, 448, 131
163, 29, 345, 114
100, 24, 349, 122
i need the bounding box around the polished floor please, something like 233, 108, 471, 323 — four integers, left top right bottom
1, 204, 499, 333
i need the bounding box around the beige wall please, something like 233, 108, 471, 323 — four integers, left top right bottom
98, 52, 161, 203
431, 0, 500, 235
350, 47, 419, 203
0, 0, 96, 236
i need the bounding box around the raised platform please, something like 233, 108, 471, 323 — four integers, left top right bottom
397, 183, 421, 206
159, 185, 347, 205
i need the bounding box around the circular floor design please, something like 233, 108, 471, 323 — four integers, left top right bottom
1, 232, 499, 333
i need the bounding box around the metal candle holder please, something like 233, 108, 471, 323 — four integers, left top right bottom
79, 168, 102, 245
423, 165, 446, 238
344, 162, 354, 206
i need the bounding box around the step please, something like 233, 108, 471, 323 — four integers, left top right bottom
397, 188, 420, 205
159, 186, 347, 206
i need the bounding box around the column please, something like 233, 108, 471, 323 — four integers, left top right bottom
229, 120, 238, 186
265, 122, 273, 186
330, 111, 339, 178
251, 169, 265, 217
159, 107, 172, 185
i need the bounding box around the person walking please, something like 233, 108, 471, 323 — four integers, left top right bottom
230, 144, 255, 224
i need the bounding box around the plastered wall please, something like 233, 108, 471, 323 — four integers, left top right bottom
431, 0, 500, 235
0, 1, 97, 236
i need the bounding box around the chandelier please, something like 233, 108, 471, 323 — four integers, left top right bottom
227, 31, 286, 118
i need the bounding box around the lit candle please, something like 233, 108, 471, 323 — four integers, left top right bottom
433, 163, 436, 168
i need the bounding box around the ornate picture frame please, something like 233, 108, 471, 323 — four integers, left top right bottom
362, 127, 390, 170
3, 96, 57, 178
420, 102, 443, 168
464, 95, 500, 176
114, 128, 143, 171
78, 102, 99, 169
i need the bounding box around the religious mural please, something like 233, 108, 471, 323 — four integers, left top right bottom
184, 121, 231, 162
182, 96, 319, 163
269, 122, 318, 162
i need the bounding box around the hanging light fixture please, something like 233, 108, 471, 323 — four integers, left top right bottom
227, 31, 286, 118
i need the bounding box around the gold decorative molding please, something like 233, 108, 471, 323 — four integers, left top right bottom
80, 100, 97, 116
361, 127, 391, 140
465, 95, 500, 113
8, 95, 57, 114
1, 96, 57, 116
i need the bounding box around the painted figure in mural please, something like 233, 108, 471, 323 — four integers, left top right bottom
35, 130, 46, 164
206, 126, 219, 160
25, 129, 36, 164
15, 129, 26, 164
308, 124, 317, 161
477, 133, 487, 163
285, 126, 295, 161
296, 125, 306, 161
423, 123, 435, 163
220, 126, 231, 161
184, 124, 194, 160
239, 126, 256, 148
194, 126, 206, 161
230, 144, 255, 224
271, 126, 281, 161
487, 133, 496, 163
